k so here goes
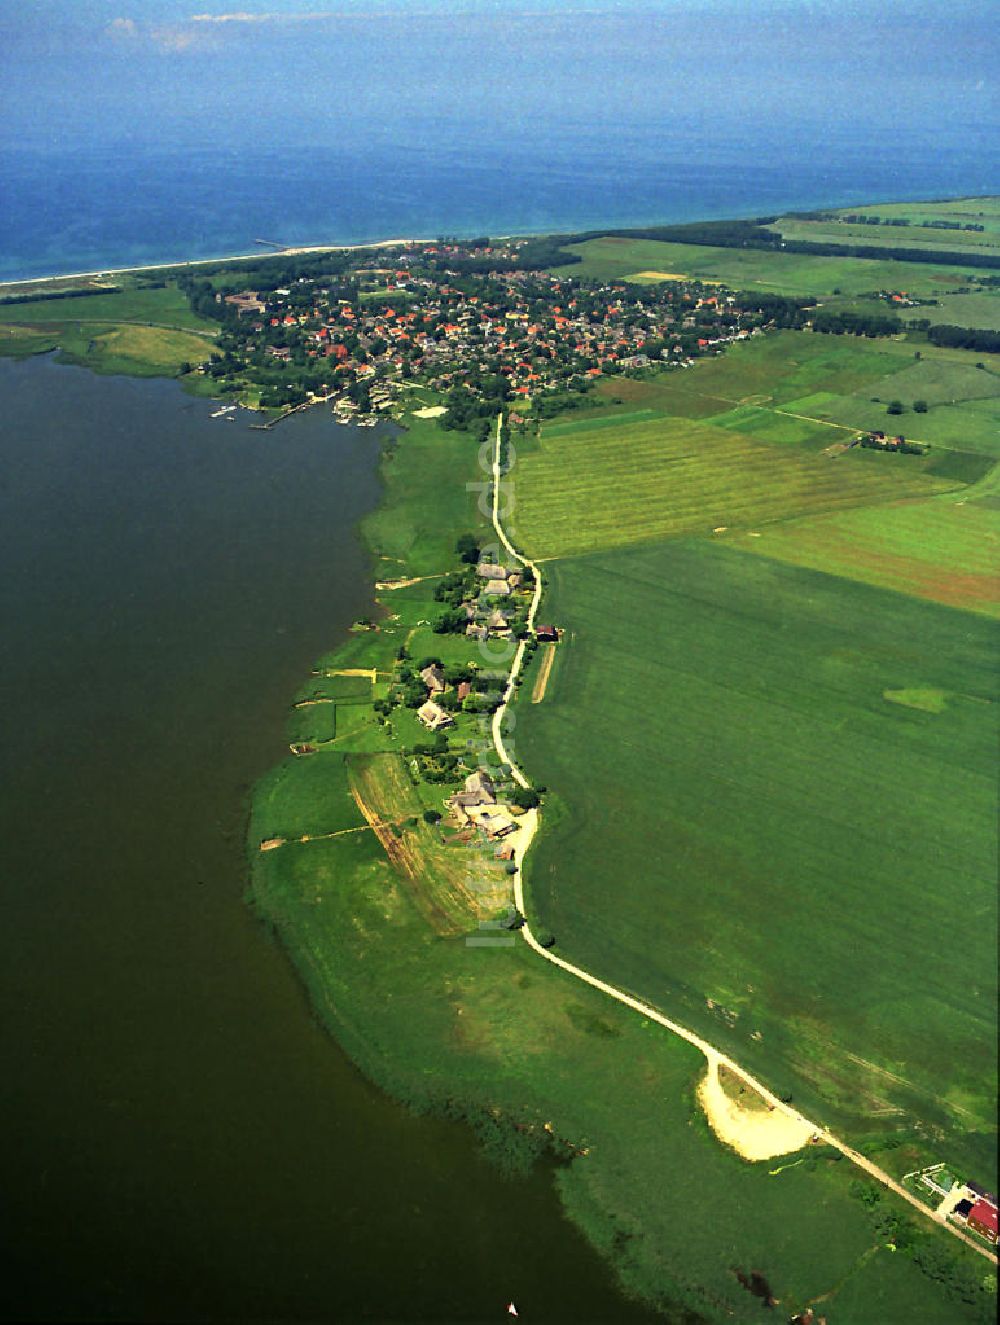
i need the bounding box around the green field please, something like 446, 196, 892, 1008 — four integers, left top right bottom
0, 319, 215, 376
252, 727, 996, 1324
511, 413, 958, 559
0, 283, 217, 377
363, 412, 492, 576
518, 539, 999, 1171
513, 333, 999, 549
0, 283, 215, 332
552, 235, 986, 296
731, 493, 1000, 617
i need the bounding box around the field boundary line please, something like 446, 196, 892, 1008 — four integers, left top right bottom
487, 412, 996, 1266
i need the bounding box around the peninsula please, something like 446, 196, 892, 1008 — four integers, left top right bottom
6, 198, 998, 1322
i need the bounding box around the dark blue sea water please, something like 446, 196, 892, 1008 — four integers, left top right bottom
2, 124, 996, 282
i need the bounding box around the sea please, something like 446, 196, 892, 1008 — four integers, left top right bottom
1, 128, 997, 282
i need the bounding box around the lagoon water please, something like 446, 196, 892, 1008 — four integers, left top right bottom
0, 355, 660, 1323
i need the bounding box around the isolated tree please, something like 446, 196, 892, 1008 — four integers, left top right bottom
913, 399, 928, 413
886, 400, 904, 415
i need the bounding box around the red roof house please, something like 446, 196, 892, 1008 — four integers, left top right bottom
968, 1200, 998, 1243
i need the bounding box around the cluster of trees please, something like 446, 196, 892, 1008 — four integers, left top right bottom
926, 324, 1000, 353
837, 213, 913, 227
0, 284, 123, 306
812, 309, 903, 337
441, 383, 508, 434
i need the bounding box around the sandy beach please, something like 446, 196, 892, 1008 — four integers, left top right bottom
0, 237, 430, 293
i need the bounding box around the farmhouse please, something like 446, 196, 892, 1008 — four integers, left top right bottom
478, 562, 508, 580
420, 663, 446, 693
535, 624, 559, 642
449, 769, 497, 810
484, 579, 511, 597
968, 1200, 998, 1244
417, 700, 454, 731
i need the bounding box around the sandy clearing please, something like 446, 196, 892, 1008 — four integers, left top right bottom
697, 1055, 815, 1161
412, 405, 447, 418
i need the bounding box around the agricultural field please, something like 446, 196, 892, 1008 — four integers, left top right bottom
518, 538, 999, 1176
511, 413, 960, 560
731, 492, 999, 617
550, 235, 985, 296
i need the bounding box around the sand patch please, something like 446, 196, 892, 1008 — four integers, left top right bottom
883, 687, 948, 714
413, 405, 447, 418
697, 1055, 815, 1161
531, 645, 557, 703
628, 269, 689, 282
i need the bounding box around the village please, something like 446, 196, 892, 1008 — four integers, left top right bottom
193, 237, 764, 418
377, 549, 556, 889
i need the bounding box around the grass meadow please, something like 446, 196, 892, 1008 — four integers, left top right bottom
0, 283, 217, 376
362, 413, 492, 577
517, 539, 998, 1176
0, 283, 215, 332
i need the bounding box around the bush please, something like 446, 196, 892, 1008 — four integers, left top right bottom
913, 399, 928, 413
887, 400, 904, 415
511, 786, 541, 810
423, 809, 442, 824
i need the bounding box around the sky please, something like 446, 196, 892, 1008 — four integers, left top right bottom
1, 1, 996, 153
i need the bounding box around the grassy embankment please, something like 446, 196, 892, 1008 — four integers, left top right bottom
0, 283, 216, 377
247, 395, 997, 1322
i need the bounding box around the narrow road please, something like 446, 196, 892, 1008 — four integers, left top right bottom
486, 415, 996, 1265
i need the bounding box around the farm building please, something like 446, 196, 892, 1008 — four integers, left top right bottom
535, 624, 559, 642
465, 623, 488, 641
449, 769, 497, 810
968, 1200, 998, 1243
485, 579, 511, 597
456, 681, 472, 701
420, 663, 446, 693
417, 700, 454, 731
478, 562, 508, 580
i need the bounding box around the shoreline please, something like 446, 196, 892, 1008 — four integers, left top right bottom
5, 188, 994, 291
0, 237, 430, 291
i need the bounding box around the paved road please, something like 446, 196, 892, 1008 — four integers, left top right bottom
487, 415, 997, 1266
